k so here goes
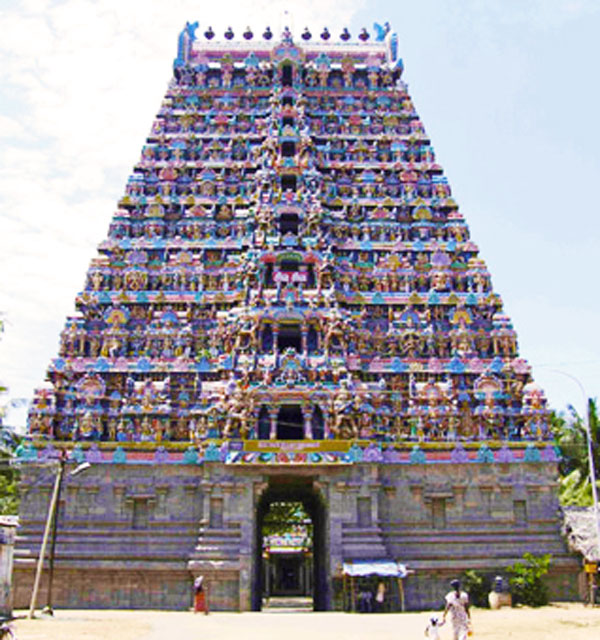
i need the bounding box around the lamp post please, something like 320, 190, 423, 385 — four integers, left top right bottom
28, 451, 66, 619
28, 453, 90, 618
42, 459, 90, 616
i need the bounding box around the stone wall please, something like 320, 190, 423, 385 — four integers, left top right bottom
14, 458, 579, 610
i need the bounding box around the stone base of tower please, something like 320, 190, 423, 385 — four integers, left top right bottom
13, 448, 580, 611
187, 560, 246, 611
12, 565, 193, 610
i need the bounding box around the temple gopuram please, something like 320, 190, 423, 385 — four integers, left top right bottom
14, 22, 578, 610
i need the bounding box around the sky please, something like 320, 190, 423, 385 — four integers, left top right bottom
1, 0, 599, 429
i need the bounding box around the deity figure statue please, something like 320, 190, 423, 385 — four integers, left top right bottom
323, 306, 348, 357
140, 382, 156, 412
90, 270, 103, 290
316, 249, 334, 292
305, 203, 322, 236
220, 381, 255, 439
79, 410, 99, 440
329, 379, 358, 439
234, 307, 259, 353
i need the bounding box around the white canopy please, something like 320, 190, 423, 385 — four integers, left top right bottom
342, 560, 409, 578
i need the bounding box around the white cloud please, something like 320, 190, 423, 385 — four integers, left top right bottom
2, 0, 595, 429
0, 0, 366, 425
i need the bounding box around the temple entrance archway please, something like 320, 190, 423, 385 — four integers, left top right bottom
277, 405, 304, 440
253, 476, 328, 611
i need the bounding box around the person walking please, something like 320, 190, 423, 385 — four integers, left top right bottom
424, 616, 444, 639
442, 579, 471, 640
193, 576, 209, 614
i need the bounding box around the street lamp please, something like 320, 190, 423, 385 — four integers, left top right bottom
28, 453, 91, 618
42, 459, 91, 616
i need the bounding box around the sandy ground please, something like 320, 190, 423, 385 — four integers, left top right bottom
9, 603, 600, 640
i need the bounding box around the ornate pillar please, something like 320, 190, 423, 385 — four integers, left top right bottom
301, 322, 308, 356
251, 406, 261, 440
302, 405, 313, 439
269, 406, 278, 440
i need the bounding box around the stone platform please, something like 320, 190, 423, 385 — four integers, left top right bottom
13, 442, 579, 611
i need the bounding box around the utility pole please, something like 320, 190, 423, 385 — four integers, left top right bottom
584, 398, 600, 605
27, 451, 90, 618
42, 450, 68, 615
28, 453, 66, 619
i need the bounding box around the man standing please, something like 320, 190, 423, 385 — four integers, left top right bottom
443, 579, 471, 640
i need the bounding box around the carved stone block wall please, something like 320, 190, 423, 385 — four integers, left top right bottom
13, 459, 579, 610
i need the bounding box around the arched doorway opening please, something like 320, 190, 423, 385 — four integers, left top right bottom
277, 323, 302, 353
281, 64, 293, 87
253, 477, 328, 611
262, 501, 312, 597
277, 405, 303, 440
279, 212, 299, 234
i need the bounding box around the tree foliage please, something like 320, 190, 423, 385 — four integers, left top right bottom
553, 399, 600, 506
262, 501, 312, 539
461, 569, 491, 608
0, 428, 21, 515
507, 553, 551, 607
0, 315, 18, 515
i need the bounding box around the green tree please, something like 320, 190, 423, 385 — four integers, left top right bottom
553, 399, 600, 506
507, 553, 551, 607
0, 426, 20, 515
461, 569, 491, 607
262, 501, 312, 543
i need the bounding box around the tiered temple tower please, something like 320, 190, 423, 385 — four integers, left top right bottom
16, 23, 576, 611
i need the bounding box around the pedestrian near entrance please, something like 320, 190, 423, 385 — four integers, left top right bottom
193, 576, 209, 614
374, 581, 386, 612
443, 579, 471, 640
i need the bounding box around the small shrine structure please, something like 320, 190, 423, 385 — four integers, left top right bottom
14, 21, 577, 610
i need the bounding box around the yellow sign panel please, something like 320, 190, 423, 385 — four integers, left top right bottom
584, 562, 598, 573
244, 440, 354, 453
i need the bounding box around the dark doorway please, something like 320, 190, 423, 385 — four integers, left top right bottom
312, 406, 325, 440
277, 405, 304, 440
258, 405, 270, 439
277, 323, 301, 352
281, 174, 297, 191
281, 64, 293, 86
307, 325, 318, 353
261, 325, 274, 352
253, 477, 328, 611
279, 213, 299, 234
281, 141, 296, 157
279, 258, 299, 272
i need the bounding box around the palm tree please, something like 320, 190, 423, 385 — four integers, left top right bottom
553, 399, 600, 506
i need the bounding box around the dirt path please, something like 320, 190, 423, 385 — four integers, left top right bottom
11, 603, 600, 640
